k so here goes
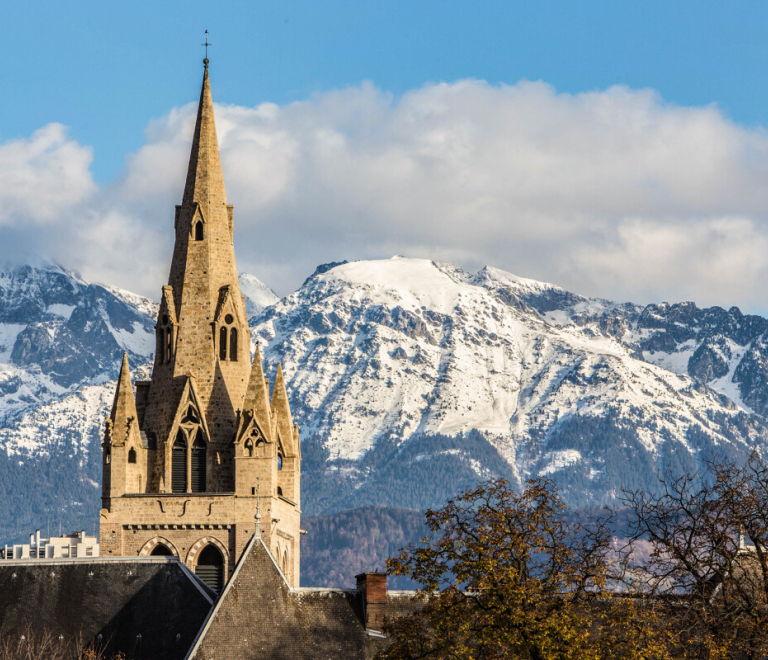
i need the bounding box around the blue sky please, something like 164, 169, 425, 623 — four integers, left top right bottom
5, 1, 768, 311
6, 1, 768, 182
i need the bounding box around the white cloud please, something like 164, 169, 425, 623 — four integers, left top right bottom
0, 124, 96, 225
5, 79, 768, 311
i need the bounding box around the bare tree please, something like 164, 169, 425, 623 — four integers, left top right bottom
623, 452, 768, 660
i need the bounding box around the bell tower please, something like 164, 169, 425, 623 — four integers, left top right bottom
99, 58, 302, 591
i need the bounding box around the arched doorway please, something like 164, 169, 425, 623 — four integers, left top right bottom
150, 543, 173, 556
195, 544, 224, 593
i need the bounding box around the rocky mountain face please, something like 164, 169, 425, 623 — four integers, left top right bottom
0, 264, 156, 426
252, 258, 768, 512
3, 258, 768, 560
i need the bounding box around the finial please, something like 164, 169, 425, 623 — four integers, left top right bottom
202, 29, 211, 66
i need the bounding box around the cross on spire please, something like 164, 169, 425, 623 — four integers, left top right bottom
202, 30, 211, 66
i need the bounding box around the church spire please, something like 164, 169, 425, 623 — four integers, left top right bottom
182, 62, 227, 209
111, 352, 138, 426
243, 345, 272, 438
271, 363, 295, 452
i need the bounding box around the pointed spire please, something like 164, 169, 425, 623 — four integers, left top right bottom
182, 62, 227, 209
243, 345, 272, 438
271, 363, 294, 453
109, 353, 139, 447
111, 353, 138, 423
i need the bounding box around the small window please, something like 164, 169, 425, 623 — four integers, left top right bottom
128, 448, 137, 464
251, 487, 256, 495
277, 486, 283, 497
166, 329, 172, 363
162, 314, 169, 325
195, 222, 204, 241
225, 314, 234, 324
219, 326, 228, 360
158, 328, 165, 361
277, 454, 283, 471
230, 328, 238, 362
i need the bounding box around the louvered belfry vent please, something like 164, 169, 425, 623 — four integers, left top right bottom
172, 433, 186, 493
195, 545, 224, 593
191, 432, 206, 493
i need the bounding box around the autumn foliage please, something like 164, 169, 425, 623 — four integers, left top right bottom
380, 464, 768, 660
379, 478, 631, 660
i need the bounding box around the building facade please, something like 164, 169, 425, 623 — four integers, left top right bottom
2, 530, 99, 560
99, 59, 301, 590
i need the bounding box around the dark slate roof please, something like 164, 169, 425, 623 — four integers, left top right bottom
0, 557, 213, 660
188, 535, 420, 660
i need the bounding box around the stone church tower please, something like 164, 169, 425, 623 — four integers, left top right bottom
99, 59, 301, 591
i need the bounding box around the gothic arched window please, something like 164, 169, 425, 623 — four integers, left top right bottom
191, 431, 206, 493
158, 313, 173, 364
128, 448, 137, 464
229, 328, 238, 362
195, 221, 204, 241
219, 314, 238, 362
277, 453, 283, 471
172, 432, 187, 493
244, 437, 254, 457
219, 326, 228, 361
158, 328, 165, 362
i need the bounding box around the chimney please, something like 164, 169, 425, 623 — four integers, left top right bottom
355, 572, 387, 633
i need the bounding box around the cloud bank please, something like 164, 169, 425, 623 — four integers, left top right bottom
3, 79, 768, 310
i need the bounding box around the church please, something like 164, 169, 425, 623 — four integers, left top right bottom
0, 58, 416, 660
98, 54, 301, 592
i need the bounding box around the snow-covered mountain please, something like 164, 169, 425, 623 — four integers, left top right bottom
4, 257, 768, 540
252, 258, 768, 510
239, 273, 279, 318
0, 264, 156, 425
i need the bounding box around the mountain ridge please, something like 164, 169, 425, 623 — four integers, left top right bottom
1, 257, 768, 540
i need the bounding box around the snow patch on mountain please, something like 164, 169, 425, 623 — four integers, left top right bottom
239, 273, 279, 318
0, 383, 114, 456
252, 257, 765, 505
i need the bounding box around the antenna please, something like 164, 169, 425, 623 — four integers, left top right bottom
202, 30, 212, 66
